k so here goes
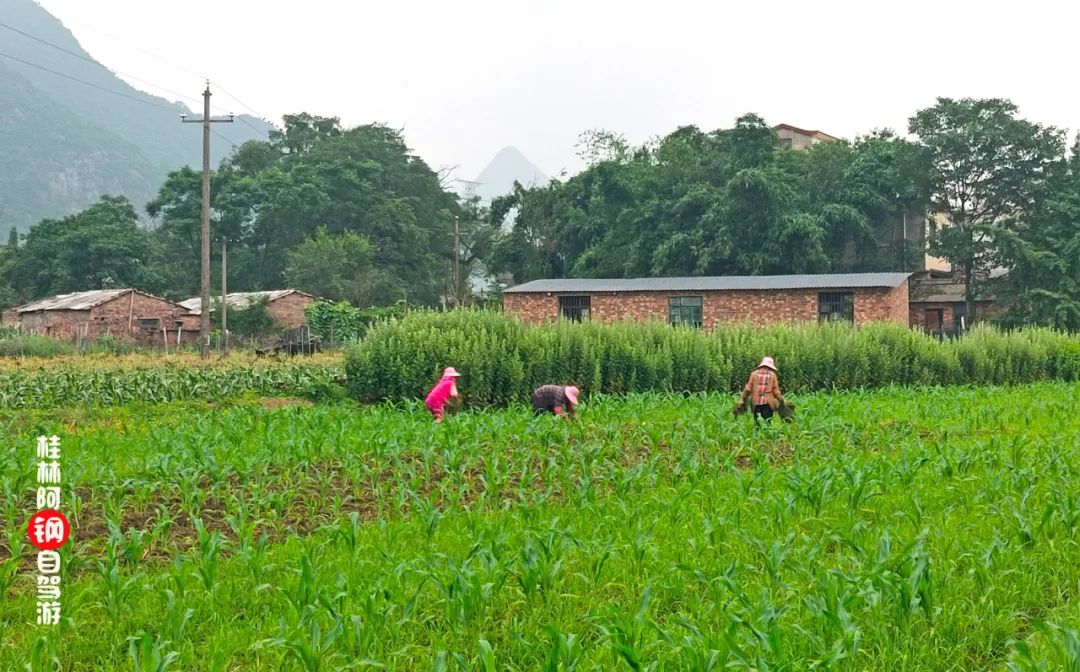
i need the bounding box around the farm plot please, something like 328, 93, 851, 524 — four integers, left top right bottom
0, 353, 343, 408
1, 383, 1079, 670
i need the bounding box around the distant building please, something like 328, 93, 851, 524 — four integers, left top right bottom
924, 213, 953, 272
1, 289, 194, 346
908, 270, 998, 335
502, 273, 911, 328
773, 123, 841, 150
179, 290, 317, 328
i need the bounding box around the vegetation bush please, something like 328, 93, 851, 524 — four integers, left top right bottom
345, 310, 1080, 406
0, 334, 75, 358
221, 297, 276, 337
305, 300, 408, 345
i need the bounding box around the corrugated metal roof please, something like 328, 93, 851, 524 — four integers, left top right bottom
180, 289, 313, 315
504, 273, 912, 294
14, 289, 134, 312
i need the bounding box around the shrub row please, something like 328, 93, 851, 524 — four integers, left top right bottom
344, 310, 1080, 407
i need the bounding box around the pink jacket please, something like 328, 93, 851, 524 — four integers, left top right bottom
425, 377, 458, 410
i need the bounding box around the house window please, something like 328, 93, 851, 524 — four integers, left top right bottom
818, 291, 854, 323
558, 295, 591, 322
779, 138, 793, 149
138, 318, 161, 332
669, 296, 703, 327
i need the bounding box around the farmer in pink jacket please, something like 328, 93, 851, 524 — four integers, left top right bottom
425, 367, 461, 422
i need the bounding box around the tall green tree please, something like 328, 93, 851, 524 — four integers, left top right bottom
11, 196, 161, 297
269, 113, 342, 156
284, 228, 375, 306
994, 137, 1080, 329
910, 97, 1065, 318
144, 119, 461, 306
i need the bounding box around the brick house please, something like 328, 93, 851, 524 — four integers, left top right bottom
1, 289, 196, 346
502, 273, 911, 328
178, 289, 317, 329
774, 123, 841, 151
908, 270, 998, 335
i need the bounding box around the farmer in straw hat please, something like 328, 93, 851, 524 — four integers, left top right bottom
531, 384, 580, 418
736, 356, 787, 424
425, 367, 461, 422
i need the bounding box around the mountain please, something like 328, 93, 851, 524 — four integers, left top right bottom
0, 0, 273, 231
471, 146, 548, 202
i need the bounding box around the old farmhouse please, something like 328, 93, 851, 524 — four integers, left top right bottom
179, 290, 316, 329
503, 273, 912, 328
1, 289, 195, 345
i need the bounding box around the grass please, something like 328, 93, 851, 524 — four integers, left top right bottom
0, 383, 1078, 670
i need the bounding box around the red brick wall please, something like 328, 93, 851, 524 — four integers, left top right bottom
267, 293, 314, 328
504, 284, 911, 328
910, 302, 956, 332
15, 292, 191, 345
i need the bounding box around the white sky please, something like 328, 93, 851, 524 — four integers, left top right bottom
36, 0, 1080, 182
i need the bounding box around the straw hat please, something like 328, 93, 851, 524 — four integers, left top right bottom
443, 367, 461, 378
564, 385, 579, 405
758, 357, 777, 371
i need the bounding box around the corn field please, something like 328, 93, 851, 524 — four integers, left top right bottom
346, 310, 1080, 406
0, 353, 343, 408
1, 383, 1079, 669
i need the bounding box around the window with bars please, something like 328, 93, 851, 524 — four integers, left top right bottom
668, 296, 703, 327
558, 295, 591, 322
138, 317, 161, 332
817, 291, 854, 323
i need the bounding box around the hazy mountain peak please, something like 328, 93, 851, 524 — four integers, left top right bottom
471, 146, 548, 202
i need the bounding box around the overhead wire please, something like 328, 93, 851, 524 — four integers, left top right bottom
16, 13, 277, 136
0, 20, 209, 111
0, 50, 180, 112
0, 16, 275, 145
0, 51, 240, 151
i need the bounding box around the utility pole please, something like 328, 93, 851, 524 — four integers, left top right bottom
453, 216, 461, 308
182, 82, 233, 359
221, 239, 228, 356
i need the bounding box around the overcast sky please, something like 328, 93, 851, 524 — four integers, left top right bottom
36, 0, 1080, 182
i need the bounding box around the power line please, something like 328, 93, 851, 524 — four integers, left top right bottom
211, 83, 272, 138
0, 50, 240, 152
31, 13, 276, 134
0, 20, 208, 111
2, 18, 274, 141
210, 83, 265, 120
56, 14, 208, 83
0, 50, 181, 112
212, 129, 237, 149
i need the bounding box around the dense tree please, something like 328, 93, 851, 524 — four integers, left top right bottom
144, 120, 462, 306
909, 97, 1065, 318
994, 137, 1080, 329
284, 228, 375, 306
489, 114, 930, 283
269, 113, 342, 156
9, 196, 161, 297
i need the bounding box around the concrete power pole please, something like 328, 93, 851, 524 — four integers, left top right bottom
221, 239, 228, 356
453, 216, 461, 308
182, 82, 233, 358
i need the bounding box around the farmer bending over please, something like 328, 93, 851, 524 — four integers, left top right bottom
737, 357, 785, 424
531, 384, 579, 417
425, 367, 461, 422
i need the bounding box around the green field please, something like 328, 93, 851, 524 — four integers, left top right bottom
2, 383, 1079, 670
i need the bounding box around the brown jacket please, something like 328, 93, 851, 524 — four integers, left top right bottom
740, 367, 783, 410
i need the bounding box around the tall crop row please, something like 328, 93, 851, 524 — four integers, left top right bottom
345, 310, 1080, 406
0, 362, 342, 408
